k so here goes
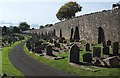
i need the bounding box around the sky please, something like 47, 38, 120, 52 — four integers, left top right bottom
0, 0, 119, 29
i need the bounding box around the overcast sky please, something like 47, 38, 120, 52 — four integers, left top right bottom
0, 0, 119, 28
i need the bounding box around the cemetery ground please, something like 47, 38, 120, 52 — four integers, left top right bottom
23, 39, 120, 76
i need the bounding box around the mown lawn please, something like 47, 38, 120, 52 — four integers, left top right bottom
2, 35, 28, 77
2, 41, 24, 76
23, 43, 120, 76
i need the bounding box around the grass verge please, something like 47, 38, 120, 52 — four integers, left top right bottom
23, 43, 119, 76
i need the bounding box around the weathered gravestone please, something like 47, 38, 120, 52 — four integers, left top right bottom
73, 26, 80, 42
93, 47, 101, 57
107, 40, 111, 46
83, 53, 92, 63
98, 27, 106, 47
69, 44, 80, 64
46, 46, 53, 56
112, 42, 119, 55
85, 43, 91, 51
103, 47, 110, 58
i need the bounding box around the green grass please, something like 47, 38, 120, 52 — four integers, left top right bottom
2, 41, 24, 76
2, 36, 28, 77
23, 43, 120, 76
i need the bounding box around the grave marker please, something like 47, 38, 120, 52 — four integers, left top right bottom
69, 44, 80, 64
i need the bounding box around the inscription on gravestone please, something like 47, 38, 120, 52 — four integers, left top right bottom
69, 44, 80, 64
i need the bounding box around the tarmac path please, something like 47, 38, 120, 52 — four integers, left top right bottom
9, 42, 73, 76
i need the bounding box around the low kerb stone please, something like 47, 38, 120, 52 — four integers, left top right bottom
44, 55, 63, 60
69, 62, 98, 72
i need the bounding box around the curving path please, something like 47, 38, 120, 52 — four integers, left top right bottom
8, 41, 73, 76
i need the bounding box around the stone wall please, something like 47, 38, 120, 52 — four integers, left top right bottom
29, 8, 120, 44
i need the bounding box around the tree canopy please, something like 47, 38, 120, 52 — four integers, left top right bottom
13, 26, 20, 33
56, 1, 82, 21
19, 22, 30, 31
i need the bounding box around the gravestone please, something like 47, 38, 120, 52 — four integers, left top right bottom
93, 47, 101, 57
98, 27, 106, 47
60, 29, 62, 38
107, 40, 111, 46
53, 29, 56, 36
55, 43, 60, 48
49, 39, 53, 43
46, 46, 53, 56
103, 47, 110, 58
85, 43, 91, 51
70, 28, 74, 41
34, 46, 42, 54
69, 44, 80, 64
112, 42, 119, 55
83, 53, 92, 63
73, 26, 80, 42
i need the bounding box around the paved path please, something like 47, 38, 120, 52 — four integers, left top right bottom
9, 42, 73, 76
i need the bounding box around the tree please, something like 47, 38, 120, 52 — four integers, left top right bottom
2, 26, 7, 33
56, 1, 82, 21
39, 25, 44, 29
31, 28, 35, 30
13, 26, 20, 33
19, 22, 30, 31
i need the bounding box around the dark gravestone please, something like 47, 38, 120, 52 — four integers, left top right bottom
46, 46, 53, 56
70, 28, 74, 42
69, 44, 80, 64
85, 43, 91, 51
53, 29, 56, 36
83, 53, 92, 63
107, 40, 111, 46
55, 43, 60, 48
98, 27, 106, 47
49, 39, 53, 43
73, 26, 80, 42
60, 29, 62, 38
34, 46, 42, 54
93, 47, 101, 57
103, 47, 110, 58
112, 42, 119, 55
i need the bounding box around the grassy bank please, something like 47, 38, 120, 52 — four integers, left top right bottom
2, 41, 24, 76
23, 43, 119, 76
